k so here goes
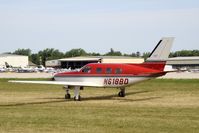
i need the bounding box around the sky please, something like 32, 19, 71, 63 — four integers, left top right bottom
0, 0, 199, 54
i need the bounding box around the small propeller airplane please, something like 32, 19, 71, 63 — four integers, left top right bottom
10, 37, 174, 101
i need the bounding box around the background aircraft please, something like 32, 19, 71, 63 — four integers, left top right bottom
10, 37, 174, 101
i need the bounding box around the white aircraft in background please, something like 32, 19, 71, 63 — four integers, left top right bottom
10, 37, 175, 101
17, 67, 35, 73
0, 66, 6, 72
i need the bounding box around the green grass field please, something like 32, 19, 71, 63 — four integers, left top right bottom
0, 79, 199, 133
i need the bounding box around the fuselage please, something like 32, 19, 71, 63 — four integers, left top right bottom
54, 62, 166, 88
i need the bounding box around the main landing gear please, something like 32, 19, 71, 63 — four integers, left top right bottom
118, 87, 126, 97
65, 89, 71, 99
63, 86, 81, 101
64, 86, 126, 101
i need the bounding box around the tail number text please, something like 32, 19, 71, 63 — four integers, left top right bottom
104, 78, 128, 85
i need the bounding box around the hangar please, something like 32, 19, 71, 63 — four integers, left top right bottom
0, 54, 28, 67
46, 56, 144, 69
167, 56, 199, 70
45, 59, 61, 68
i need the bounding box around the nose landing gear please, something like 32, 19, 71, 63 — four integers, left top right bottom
74, 86, 81, 101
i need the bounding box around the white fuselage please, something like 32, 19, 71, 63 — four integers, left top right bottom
54, 76, 151, 88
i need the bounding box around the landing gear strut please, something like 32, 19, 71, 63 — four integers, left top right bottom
118, 87, 125, 97
74, 86, 81, 101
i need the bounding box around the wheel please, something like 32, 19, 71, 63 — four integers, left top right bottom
65, 94, 71, 99
74, 95, 81, 101
121, 92, 125, 97
118, 92, 122, 97
118, 91, 125, 97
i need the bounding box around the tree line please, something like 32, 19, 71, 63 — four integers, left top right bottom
7, 48, 199, 66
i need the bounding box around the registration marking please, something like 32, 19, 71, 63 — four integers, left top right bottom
104, 78, 128, 85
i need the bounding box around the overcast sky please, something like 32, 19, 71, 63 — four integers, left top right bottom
0, 0, 199, 54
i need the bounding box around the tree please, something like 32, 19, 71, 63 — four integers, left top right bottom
192, 50, 199, 56
13, 49, 31, 56
88, 52, 101, 56
142, 52, 151, 60
105, 48, 122, 56
38, 48, 64, 66
131, 52, 137, 57
170, 50, 199, 57
65, 48, 87, 57
136, 51, 141, 57
29, 54, 40, 65
123, 53, 130, 57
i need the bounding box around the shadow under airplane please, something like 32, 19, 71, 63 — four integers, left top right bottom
0, 90, 161, 107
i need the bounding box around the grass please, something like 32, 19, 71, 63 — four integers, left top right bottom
0, 79, 199, 133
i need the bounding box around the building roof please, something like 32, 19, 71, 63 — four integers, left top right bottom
168, 56, 199, 61
95, 56, 140, 59
0, 53, 27, 57
167, 56, 199, 65
59, 56, 100, 61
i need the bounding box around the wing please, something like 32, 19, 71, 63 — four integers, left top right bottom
8, 80, 102, 87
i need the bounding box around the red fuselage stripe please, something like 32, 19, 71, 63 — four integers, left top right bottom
54, 73, 165, 78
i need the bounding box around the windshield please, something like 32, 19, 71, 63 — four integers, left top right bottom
81, 66, 91, 73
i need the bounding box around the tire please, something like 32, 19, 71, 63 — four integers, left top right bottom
121, 92, 125, 97
118, 92, 122, 97
74, 95, 81, 101
118, 91, 125, 97
65, 94, 71, 99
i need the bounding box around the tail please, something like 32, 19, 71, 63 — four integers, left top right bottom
142, 37, 174, 71
146, 37, 174, 61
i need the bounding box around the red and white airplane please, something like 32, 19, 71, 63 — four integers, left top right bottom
10, 37, 174, 101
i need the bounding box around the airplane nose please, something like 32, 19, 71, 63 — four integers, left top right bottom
51, 77, 55, 81
53, 72, 61, 77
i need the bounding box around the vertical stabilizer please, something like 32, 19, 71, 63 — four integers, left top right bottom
147, 37, 174, 61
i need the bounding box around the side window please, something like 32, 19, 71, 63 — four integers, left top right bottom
82, 67, 91, 73
96, 68, 102, 73
115, 68, 122, 74
106, 68, 112, 74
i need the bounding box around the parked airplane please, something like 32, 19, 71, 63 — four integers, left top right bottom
0, 67, 6, 72
17, 67, 35, 73
10, 37, 174, 101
